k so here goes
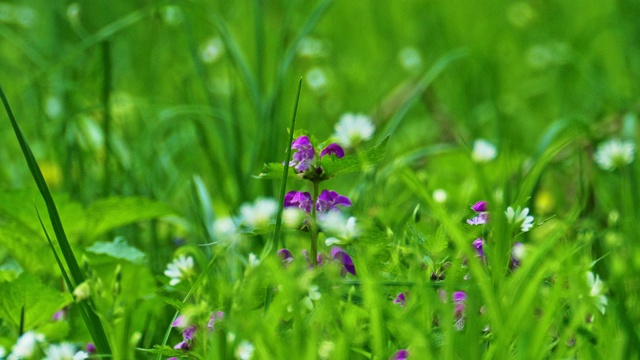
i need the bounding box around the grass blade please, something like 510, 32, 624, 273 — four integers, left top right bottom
0, 84, 112, 355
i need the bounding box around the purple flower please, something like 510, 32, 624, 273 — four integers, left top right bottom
172, 315, 187, 328
316, 190, 352, 213
320, 143, 345, 158
331, 246, 356, 276
390, 349, 409, 360
207, 311, 225, 331
291, 136, 315, 172
453, 291, 467, 303
183, 325, 197, 341
284, 191, 313, 213
277, 248, 294, 265
302, 249, 324, 266
473, 238, 485, 258
467, 212, 488, 225
393, 292, 408, 307
510, 242, 525, 270
174, 340, 190, 350
51, 308, 66, 321
86, 343, 96, 354
471, 201, 488, 212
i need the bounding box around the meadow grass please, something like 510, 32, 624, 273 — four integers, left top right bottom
0, 1, 639, 359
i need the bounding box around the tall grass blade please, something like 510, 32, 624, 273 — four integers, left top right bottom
0, 85, 112, 355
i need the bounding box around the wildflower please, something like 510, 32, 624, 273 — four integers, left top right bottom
586, 271, 607, 314
52, 308, 67, 321
171, 317, 197, 351
471, 201, 488, 212
283, 207, 305, 228
305, 67, 328, 94
240, 197, 278, 229
510, 242, 525, 269
473, 238, 485, 259
390, 349, 409, 360
393, 292, 408, 307
302, 285, 322, 310
472, 139, 497, 163
212, 217, 239, 244
320, 143, 345, 158
291, 136, 315, 172
0, 346, 5, 358
200, 37, 224, 64
43, 343, 88, 360
85, 343, 96, 355
316, 190, 352, 213
207, 311, 225, 331
164, 255, 195, 286
284, 191, 313, 212
235, 340, 255, 360
333, 113, 375, 148
248, 253, 260, 267
331, 246, 356, 276
398, 46, 422, 72
505, 206, 534, 232
9, 331, 45, 359
433, 189, 448, 203
277, 248, 294, 265
318, 212, 359, 239
593, 139, 635, 171
297, 37, 327, 59
467, 200, 489, 225
453, 291, 467, 330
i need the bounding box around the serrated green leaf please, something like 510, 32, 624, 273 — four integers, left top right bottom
322, 135, 390, 176
86, 237, 146, 264
158, 296, 188, 312
0, 273, 72, 330
138, 345, 186, 357
256, 162, 304, 180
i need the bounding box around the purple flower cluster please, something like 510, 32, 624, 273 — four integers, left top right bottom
277, 246, 356, 276
284, 189, 352, 214
467, 201, 489, 225
290, 135, 345, 173
171, 311, 224, 351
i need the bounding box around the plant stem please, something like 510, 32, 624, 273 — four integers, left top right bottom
310, 180, 319, 266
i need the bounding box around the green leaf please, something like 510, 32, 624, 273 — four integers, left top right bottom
0, 273, 72, 330
86, 237, 146, 264
322, 135, 390, 176
256, 162, 304, 180
138, 345, 186, 357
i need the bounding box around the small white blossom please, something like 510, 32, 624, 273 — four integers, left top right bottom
305, 67, 328, 94
283, 207, 305, 228
318, 212, 359, 239
164, 255, 195, 286
398, 46, 422, 72
433, 189, 448, 203
333, 113, 375, 148
248, 253, 260, 268
235, 341, 255, 360
240, 197, 278, 229
505, 206, 534, 232
297, 37, 327, 59
200, 37, 224, 64
512, 242, 526, 260
586, 271, 607, 314
213, 216, 239, 243
9, 331, 44, 359
593, 139, 635, 171
324, 237, 342, 246
472, 139, 497, 163
44, 343, 88, 360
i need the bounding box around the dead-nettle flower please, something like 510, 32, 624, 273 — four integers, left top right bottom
171, 311, 225, 351
472, 139, 497, 163
389, 349, 409, 360
593, 138, 635, 171
393, 292, 408, 307
289, 135, 345, 174
505, 206, 534, 232
277, 246, 356, 276
284, 190, 352, 214
510, 242, 526, 269
467, 201, 489, 226
473, 238, 485, 259
586, 271, 608, 315
44, 342, 89, 360
333, 113, 376, 148
453, 291, 467, 331
164, 255, 195, 286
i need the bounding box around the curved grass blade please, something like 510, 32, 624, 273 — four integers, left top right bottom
0, 85, 112, 355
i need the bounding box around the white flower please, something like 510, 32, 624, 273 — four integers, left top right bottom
164, 255, 195, 286
324, 237, 342, 246
0, 346, 6, 358
213, 216, 239, 244
511, 242, 526, 260
302, 285, 322, 310
433, 189, 448, 203
44, 343, 88, 360
593, 139, 635, 171
235, 341, 255, 360
398, 46, 422, 72
297, 37, 327, 59
305, 67, 328, 94
505, 206, 534, 232
9, 331, 44, 359
586, 271, 607, 314
200, 37, 224, 64
333, 113, 375, 148
318, 212, 359, 239
283, 207, 304, 228
472, 139, 497, 163
248, 253, 260, 268
240, 197, 278, 229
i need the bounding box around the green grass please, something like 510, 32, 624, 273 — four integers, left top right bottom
0, 0, 639, 359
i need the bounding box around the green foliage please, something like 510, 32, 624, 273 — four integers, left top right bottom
86, 237, 146, 264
